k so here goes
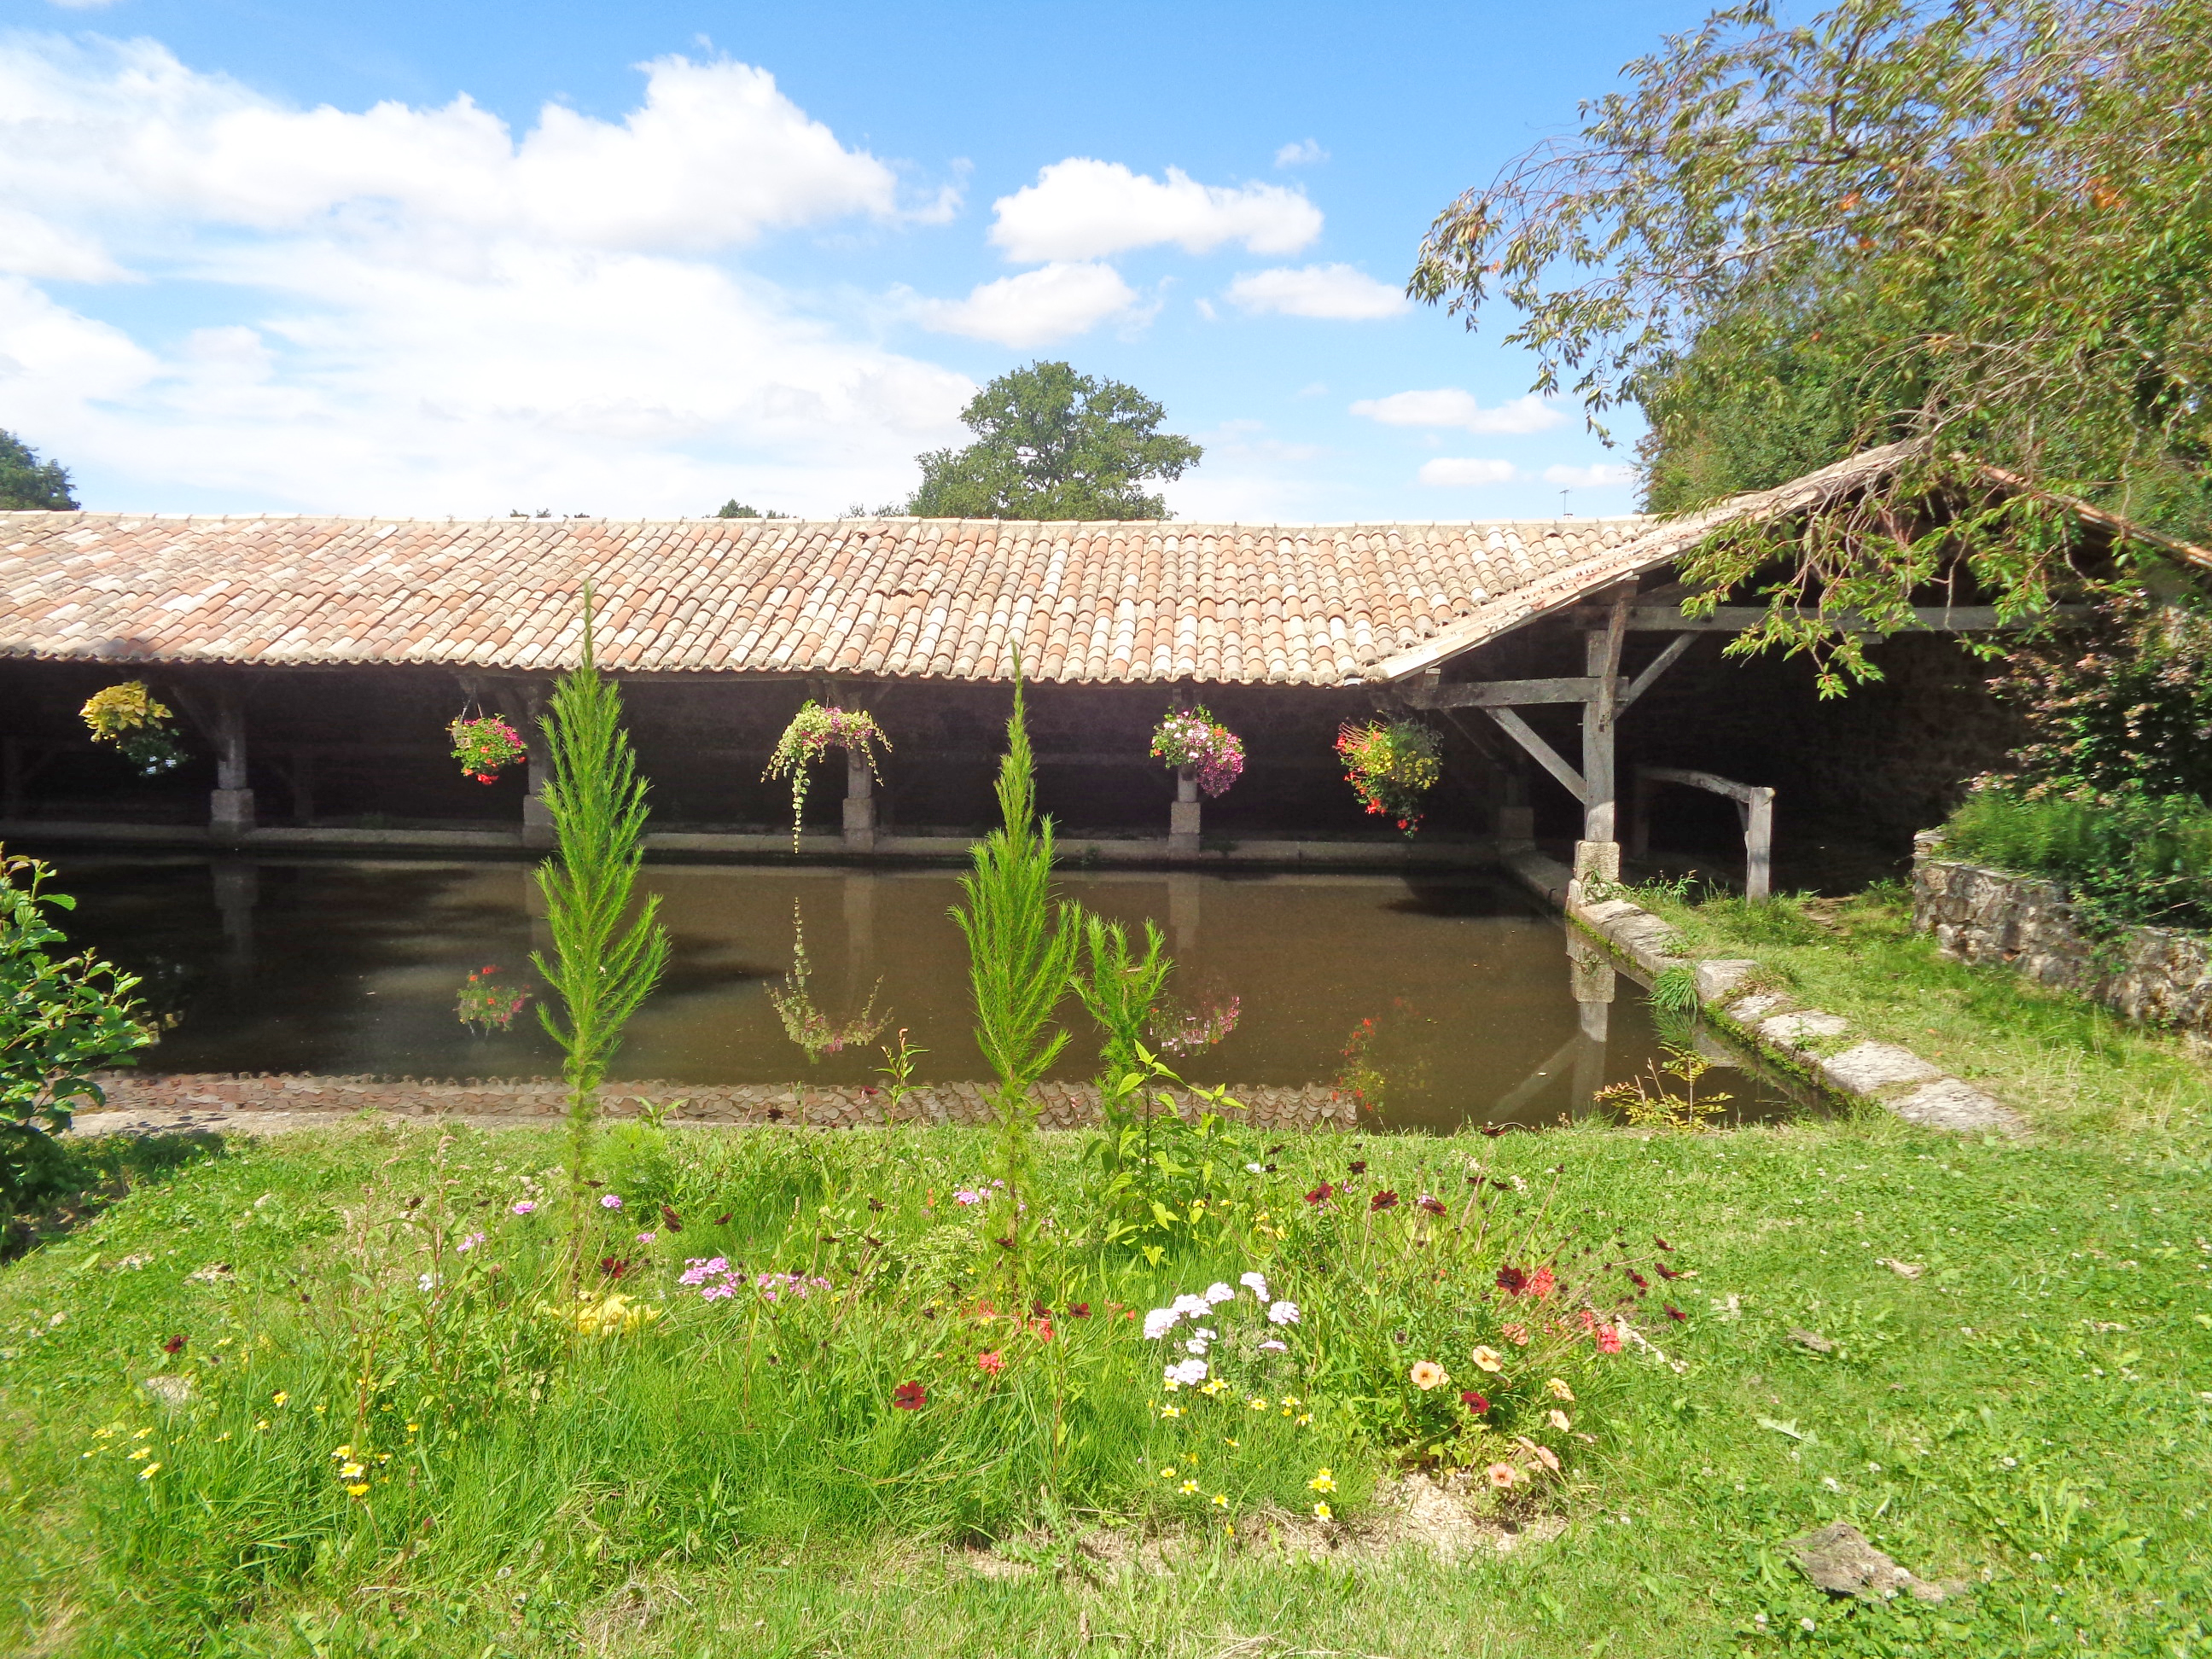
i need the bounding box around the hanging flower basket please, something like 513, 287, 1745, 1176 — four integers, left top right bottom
80, 681, 188, 776
456, 963, 530, 1034
1336, 719, 1442, 835
1150, 706, 1245, 797
763, 701, 891, 850
449, 714, 527, 784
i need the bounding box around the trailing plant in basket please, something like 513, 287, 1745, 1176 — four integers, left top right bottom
763, 702, 891, 850
1150, 706, 1245, 797
79, 681, 186, 775
448, 714, 527, 784
1336, 719, 1441, 834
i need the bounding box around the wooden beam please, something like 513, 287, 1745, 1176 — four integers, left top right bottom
1618, 632, 1697, 710
1582, 596, 1628, 842
1483, 707, 1586, 805
1596, 604, 2091, 632
1404, 675, 1610, 708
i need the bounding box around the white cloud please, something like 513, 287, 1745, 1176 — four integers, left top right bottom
1274, 138, 1327, 168
1543, 462, 1639, 487
987, 159, 1320, 263
913, 262, 1139, 347
1225, 264, 1406, 321
0, 36, 975, 515
1417, 457, 1520, 487
1349, 387, 1562, 433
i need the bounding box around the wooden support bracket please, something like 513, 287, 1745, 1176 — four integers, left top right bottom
1483, 707, 1586, 805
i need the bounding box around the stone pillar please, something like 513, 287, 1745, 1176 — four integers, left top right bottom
520, 687, 554, 851
1168, 765, 1201, 858
843, 870, 877, 997
1495, 769, 1534, 847
1567, 928, 1615, 1044
209, 685, 254, 840
211, 857, 257, 978
842, 746, 877, 853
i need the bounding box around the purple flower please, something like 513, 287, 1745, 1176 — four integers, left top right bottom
1165, 1358, 1208, 1387
511, 1202, 536, 1216
954, 1189, 983, 1207
601, 1195, 623, 1211
637, 1231, 656, 1245
456, 1231, 486, 1254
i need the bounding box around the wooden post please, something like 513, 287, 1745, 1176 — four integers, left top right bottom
842, 744, 877, 852
1745, 786, 1775, 903
1574, 595, 1629, 888
1627, 770, 1656, 861
209, 684, 254, 840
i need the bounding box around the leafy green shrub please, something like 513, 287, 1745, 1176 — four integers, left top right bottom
1943, 785, 2212, 932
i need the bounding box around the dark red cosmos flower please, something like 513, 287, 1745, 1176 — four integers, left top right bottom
867, 1197, 886, 1213
715, 1213, 732, 1226
599, 1256, 631, 1280
1032, 1300, 1051, 1319
661, 1204, 684, 1232
1665, 1304, 1687, 1322
892, 1381, 926, 1411
1068, 1303, 1091, 1318
161, 1335, 186, 1354
1370, 1190, 1400, 1213
1305, 1182, 1335, 1206
1348, 1161, 1368, 1175
1655, 1261, 1684, 1280
1654, 1235, 1674, 1251
1496, 1266, 1528, 1296
1418, 1196, 1447, 1216
1461, 1390, 1490, 1413
1626, 1268, 1650, 1289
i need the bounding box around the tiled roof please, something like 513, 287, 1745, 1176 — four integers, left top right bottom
0, 510, 1658, 685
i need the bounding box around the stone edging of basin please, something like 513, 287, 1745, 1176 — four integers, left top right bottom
78, 1071, 1357, 1134
1504, 849, 2024, 1138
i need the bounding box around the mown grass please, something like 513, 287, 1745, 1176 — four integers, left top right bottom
1631, 880, 2212, 1141
0, 1101, 2206, 1659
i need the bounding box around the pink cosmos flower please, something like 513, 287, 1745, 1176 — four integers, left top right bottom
511, 1202, 536, 1216
601, 1195, 623, 1211
977, 1350, 1006, 1376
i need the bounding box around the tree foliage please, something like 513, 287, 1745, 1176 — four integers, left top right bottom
908, 361, 1202, 520
1410, 0, 2212, 684
0, 430, 79, 512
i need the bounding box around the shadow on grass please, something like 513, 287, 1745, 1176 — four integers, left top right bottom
2, 1126, 230, 1261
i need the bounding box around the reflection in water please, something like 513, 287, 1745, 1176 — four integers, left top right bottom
1148, 983, 1241, 1055
42, 856, 1792, 1132
455, 965, 531, 1036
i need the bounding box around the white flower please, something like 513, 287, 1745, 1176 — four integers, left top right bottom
1260, 1339, 1288, 1353
1171, 1293, 1211, 1318
417, 1272, 438, 1292
1266, 1301, 1301, 1326
1244, 1162, 1265, 1174
1204, 1283, 1236, 1305
1240, 1271, 1270, 1300
1166, 1358, 1208, 1387
1184, 1337, 1210, 1356
1143, 1308, 1179, 1341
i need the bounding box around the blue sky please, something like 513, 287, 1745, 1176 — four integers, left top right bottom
0, 0, 1719, 521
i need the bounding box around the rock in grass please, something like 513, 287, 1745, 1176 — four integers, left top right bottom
142, 1374, 194, 1409
1787, 1522, 1963, 1604
1789, 1327, 1837, 1354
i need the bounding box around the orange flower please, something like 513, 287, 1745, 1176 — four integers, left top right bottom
1486, 1462, 1518, 1489
1409, 1360, 1447, 1390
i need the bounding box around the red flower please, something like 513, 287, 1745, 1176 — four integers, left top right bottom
714, 1212, 731, 1226
1348, 1161, 1367, 1175
661, 1204, 684, 1232
1665, 1304, 1687, 1322
1626, 1268, 1650, 1289
1068, 1302, 1091, 1318
1655, 1261, 1683, 1279
1305, 1182, 1335, 1206
1031, 1300, 1051, 1319
1461, 1390, 1490, 1413
1370, 1190, 1400, 1213
599, 1256, 631, 1279
1529, 1265, 1557, 1298
1496, 1266, 1528, 1296
161, 1335, 186, 1355
1417, 1196, 1447, 1215
891, 1381, 926, 1411
976, 1350, 1006, 1376
1654, 1235, 1674, 1251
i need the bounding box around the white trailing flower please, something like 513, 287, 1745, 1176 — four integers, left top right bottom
1144, 1307, 1179, 1341
1266, 1300, 1301, 1326
1203, 1283, 1236, 1305
1184, 1337, 1210, 1356
1170, 1293, 1212, 1319
1166, 1358, 1208, 1387
1240, 1271, 1270, 1300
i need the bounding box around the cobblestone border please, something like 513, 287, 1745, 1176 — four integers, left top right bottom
1504, 850, 2024, 1138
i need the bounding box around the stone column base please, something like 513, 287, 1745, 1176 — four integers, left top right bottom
523, 794, 555, 851
843, 795, 877, 853
1567, 839, 1621, 906
1495, 806, 1535, 847
210, 788, 255, 837
1169, 799, 1201, 859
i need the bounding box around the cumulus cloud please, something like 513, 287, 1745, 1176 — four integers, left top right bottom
988, 159, 1321, 262
0, 35, 974, 514
1349, 387, 1561, 433
1274, 138, 1327, 167
1225, 264, 1406, 320
1417, 457, 1520, 487
1542, 462, 1639, 487
912, 262, 1140, 346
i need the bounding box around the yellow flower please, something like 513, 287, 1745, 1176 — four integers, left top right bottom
137, 1462, 160, 1481
1198, 1378, 1228, 1397
1160, 1466, 1177, 1480
1471, 1346, 1504, 1373
1313, 1501, 1332, 1521
1295, 1412, 1313, 1426
331, 1445, 352, 1458
1212, 1493, 1230, 1508
253, 1420, 270, 1432
1308, 1468, 1336, 1493
132, 1428, 153, 1441
340, 1462, 365, 1480
1281, 1396, 1301, 1408
214, 1432, 230, 1443
1162, 1378, 1182, 1392
1548, 1409, 1571, 1431
1160, 1405, 1184, 1419
405, 1423, 419, 1434
1223, 1437, 1241, 1448
1248, 1395, 1271, 1411
271, 1392, 288, 1407
1179, 1480, 1199, 1495
345, 1482, 370, 1499
1409, 1360, 1447, 1390
1547, 1377, 1575, 1401
128, 1448, 150, 1461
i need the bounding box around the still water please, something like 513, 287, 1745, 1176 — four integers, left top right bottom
51, 855, 1787, 1132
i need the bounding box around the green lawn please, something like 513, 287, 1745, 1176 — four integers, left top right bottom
1, 1072, 2208, 1656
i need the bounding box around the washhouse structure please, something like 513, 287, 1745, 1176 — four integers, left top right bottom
0, 443, 2174, 875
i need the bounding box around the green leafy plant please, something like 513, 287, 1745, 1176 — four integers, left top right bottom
762, 702, 891, 850
79, 681, 186, 776
1943, 783, 2212, 933
1335, 719, 1442, 834
767, 899, 887, 1125
948, 655, 1079, 1286
447, 714, 527, 784
1149, 707, 1246, 797
0, 849, 152, 1202
875, 1027, 926, 1122
530, 591, 672, 1289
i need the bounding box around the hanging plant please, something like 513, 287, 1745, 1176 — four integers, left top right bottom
449, 713, 527, 784
1336, 719, 1442, 835
80, 681, 187, 775
1149, 705, 1246, 797
456, 963, 531, 1035
763, 701, 891, 850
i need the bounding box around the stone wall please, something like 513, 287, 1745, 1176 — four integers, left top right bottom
1911, 835, 2212, 1034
